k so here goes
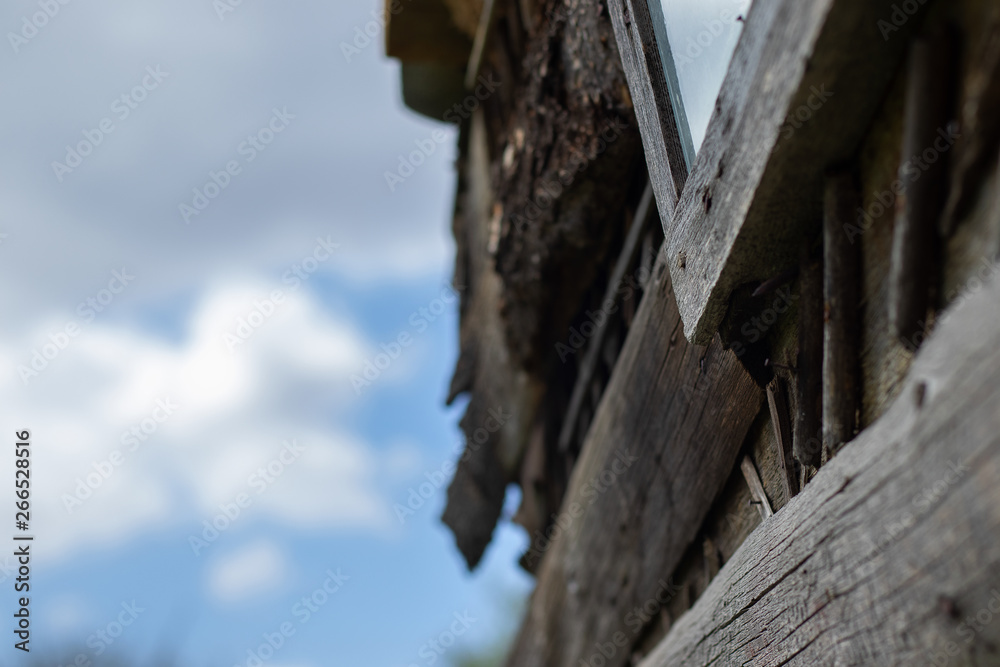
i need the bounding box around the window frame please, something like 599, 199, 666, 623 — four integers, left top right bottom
606, 0, 924, 344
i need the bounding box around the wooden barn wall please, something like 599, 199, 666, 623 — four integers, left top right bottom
503, 0, 1000, 665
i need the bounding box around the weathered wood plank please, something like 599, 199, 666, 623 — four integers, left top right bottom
639, 272, 1000, 667
889, 28, 958, 343
443, 111, 545, 570
505, 251, 763, 667
940, 6, 1000, 236
605, 0, 689, 220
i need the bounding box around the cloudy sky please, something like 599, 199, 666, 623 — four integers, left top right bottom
0, 1, 531, 665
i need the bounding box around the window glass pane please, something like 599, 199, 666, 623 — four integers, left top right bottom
652, 0, 752, 164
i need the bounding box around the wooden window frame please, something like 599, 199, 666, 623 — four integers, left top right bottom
608, 0, 925, 344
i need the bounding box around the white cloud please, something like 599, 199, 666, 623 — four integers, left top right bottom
2, 279, 394, 563
382, 440, 424, 481
207, 540, 289, 604
0, 0, 457, 337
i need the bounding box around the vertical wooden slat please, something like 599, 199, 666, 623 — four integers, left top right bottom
823, 170, 861, 455
889, 28, 957, 343
794, 244, 823, 468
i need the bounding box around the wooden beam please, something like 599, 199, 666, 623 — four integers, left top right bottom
639, 273, 1000, 666
605, 0, 689, 222
889, 28, 958, 343
505, 251, 763, 667
558, 182, 655, 453
794, 246, 823, 468
607, 0, 926, 344
823, 169, 861, 455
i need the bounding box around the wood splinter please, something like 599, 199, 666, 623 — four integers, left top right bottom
465, 0, 498, 90
740, 455, 773, 519
766, 376, 798, 500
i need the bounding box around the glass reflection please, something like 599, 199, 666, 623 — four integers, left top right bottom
650, 0, 753, 165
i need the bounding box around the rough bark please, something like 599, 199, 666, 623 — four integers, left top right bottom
493, 0, 642, 373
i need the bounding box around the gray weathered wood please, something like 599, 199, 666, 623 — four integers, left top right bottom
608, 0, 925, 344
505, 251, 762, 667
890, 29, 957, 343
823, 169, 861, 454
639, 272, 1000, 667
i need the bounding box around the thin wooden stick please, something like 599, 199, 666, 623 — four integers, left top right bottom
558, 183, 656, 452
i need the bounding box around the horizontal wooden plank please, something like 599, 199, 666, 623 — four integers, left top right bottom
639, 272, 1000, 666
504, 250, 763, 667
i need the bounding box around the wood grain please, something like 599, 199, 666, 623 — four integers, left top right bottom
766, 377, 798, 499
605, 0, 690, 222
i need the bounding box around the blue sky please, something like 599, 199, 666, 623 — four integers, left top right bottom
0, 0, 532, 664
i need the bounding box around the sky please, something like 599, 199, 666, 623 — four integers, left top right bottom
657, 0, 750, 158
0, 1, 533, 665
